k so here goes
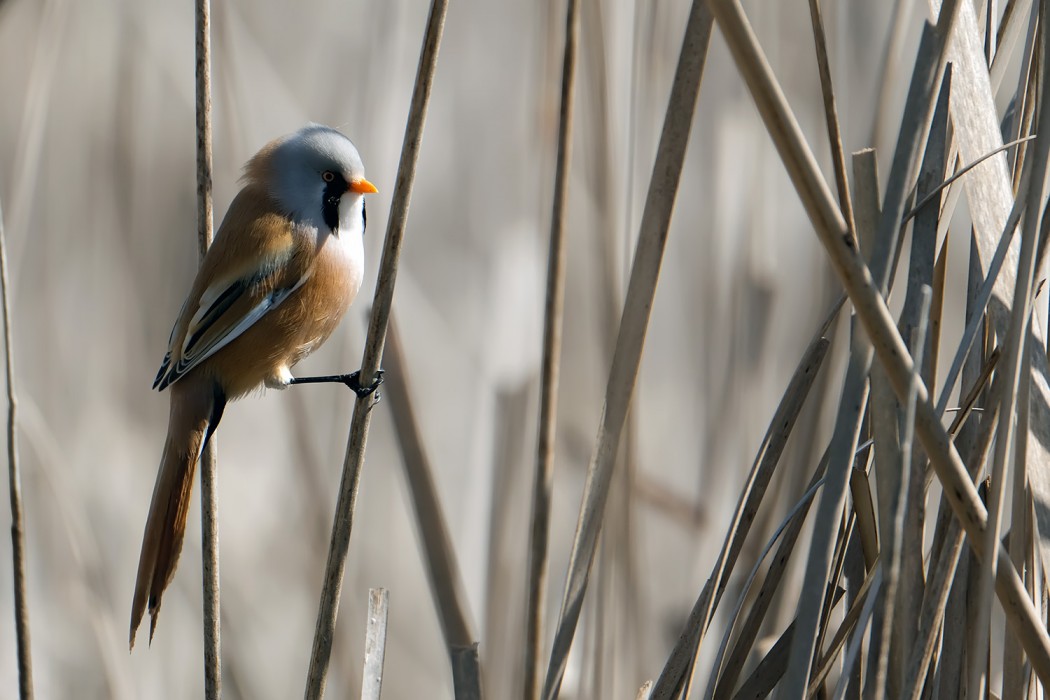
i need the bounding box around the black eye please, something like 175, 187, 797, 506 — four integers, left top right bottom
322, 170, 336, 183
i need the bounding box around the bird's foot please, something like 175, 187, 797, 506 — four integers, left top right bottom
289, 369, 385, 399
340, 370, 385, 399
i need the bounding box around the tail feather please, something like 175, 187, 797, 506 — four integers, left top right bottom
130, 379, 225, 649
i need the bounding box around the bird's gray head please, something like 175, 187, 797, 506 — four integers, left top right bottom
250, 124, 377, 232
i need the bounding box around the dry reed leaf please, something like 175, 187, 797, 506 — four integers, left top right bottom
848, 466, 879, 570
773, 3, 957, 688
708, 0, 1050, 690
807, 565, 879, 694
875, 65, 950, 695
708, 471, 827, 699
651, 310, 836, 698
732, 622, 795, 699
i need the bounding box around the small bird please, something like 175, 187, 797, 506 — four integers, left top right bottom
130, 124, 380, 648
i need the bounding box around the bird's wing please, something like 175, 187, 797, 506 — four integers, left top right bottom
154, 190, 313, 390
154, 267, 310, 391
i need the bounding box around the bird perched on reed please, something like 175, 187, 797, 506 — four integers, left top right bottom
130, 124, 380, 648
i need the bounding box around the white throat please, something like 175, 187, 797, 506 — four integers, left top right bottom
338, 193, 366, 238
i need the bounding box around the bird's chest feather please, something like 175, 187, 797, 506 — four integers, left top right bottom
289, 222, 364, 348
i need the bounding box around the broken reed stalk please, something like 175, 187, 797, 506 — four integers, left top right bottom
383, 316, 480, 698
708, 0, 1050, 686
808, 561, 880, 694
194, 0, 220, 696
523, 0, 578, 696
1, 198, 32, 700
360, 588, 389, 700
538, 2, 714, 697
302, 0, 448, 696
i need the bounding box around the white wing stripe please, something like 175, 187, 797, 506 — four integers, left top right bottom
171, 271, 311, 380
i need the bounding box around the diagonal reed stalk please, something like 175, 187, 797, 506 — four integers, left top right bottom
303, 0, 448, 696
707, 0, 1050, 689
194, 0, 220, 697
523, 0, 578, 696
537, 2, 714, 696
1, 197, 33, 700
383, 315, 480, 698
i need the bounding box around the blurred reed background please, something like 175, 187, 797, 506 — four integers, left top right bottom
1, 0, 1044, 698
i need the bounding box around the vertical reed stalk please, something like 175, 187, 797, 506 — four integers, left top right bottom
523, 0, 579, 696
194, 0, 220, 697
1, 196, 33, 700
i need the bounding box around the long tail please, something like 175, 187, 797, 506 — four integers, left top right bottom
130, 378, 225, 649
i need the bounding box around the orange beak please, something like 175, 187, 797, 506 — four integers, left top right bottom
349, 178, 378, 195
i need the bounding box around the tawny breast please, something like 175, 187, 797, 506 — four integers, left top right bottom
200, 231, 362, 399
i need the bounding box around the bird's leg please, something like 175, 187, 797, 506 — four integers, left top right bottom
289, 369, 384, 399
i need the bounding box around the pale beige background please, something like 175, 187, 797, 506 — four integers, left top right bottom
0, 0, 914, 697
